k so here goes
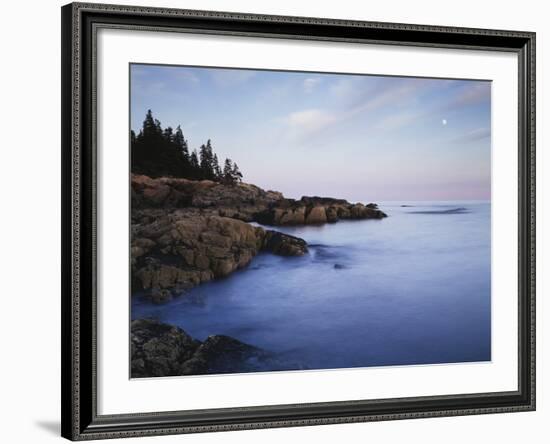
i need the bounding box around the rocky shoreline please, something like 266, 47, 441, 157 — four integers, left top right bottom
132, 212, 308, 303
131, 174, 387, 376
132, 174, 387, 225
131, 174, 386, 303
131, 318, 280, 377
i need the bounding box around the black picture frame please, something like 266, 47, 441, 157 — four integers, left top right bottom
61, 2, 536, 440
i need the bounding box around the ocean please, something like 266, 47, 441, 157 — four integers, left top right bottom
132, 201, 491, 372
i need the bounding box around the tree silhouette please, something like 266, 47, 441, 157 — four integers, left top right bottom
190, 149, 199, 171
222, 158, 241, 185
173, 125, 189, 162
213, 154, 222, 180
162, 126, 174, 143
142, 109, 159, 138
231, 162, 243, 183
131, 110, 244, 182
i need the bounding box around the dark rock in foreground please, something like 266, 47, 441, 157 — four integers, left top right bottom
131, 319, 275, 377
131, 319, 200, 377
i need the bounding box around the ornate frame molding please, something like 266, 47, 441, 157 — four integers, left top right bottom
61, 2, 535, 440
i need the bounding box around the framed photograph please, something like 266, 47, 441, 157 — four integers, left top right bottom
61, 2, 536, 440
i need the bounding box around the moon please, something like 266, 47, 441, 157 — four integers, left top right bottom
442, 119, 447, 125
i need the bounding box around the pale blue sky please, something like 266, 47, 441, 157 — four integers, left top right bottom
131, 64, 491, 202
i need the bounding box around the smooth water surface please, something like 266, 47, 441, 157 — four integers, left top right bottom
132, 201, 491, 371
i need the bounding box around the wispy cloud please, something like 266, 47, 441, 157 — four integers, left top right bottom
341, 77, 437, 110
444, 82, 491, 111
374, 110, 425, 131
286, 78, 434, 139
286, 109, 338, 134
452, 127, 491, 143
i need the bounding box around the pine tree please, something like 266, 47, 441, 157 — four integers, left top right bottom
190, 149, 199, 170
142, 109, 158, 138
132, 110, 162, 175
154, 119, 162, 136
132, 110, 187, 177
163, 126, 173, 142
199, 140, 216, 180
231, 162, 243, 183
130, 109, 244, 182
199, 144, 208, 178
173, 125, 189, 161
206, 139, 213, 156
213, 154, 222, 179
223, 158, 233, 184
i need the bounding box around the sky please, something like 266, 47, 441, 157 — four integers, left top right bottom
130, 63, 491, 202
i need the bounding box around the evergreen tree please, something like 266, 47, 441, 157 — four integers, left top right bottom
223, 158, 233, 184
132, 110, 186, 177
190, 149, 199, 170
173, 125, 189, 161
213, 154, 222, 180
130, 109, 244, 182
141, 109, 158, 138
231, 162, 243, 183
199, 140, 216, 180
199, 144, 208, 178
163, 126, 174, 142
154, 118, 162, 136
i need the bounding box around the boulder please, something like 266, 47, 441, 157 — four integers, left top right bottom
131, 319, 200, 377
191, 335, 270, 374
150, 288, 173, 304
325, 206, 339, 223
263, 231, 308, 256
131, 319, 273, 377
132, 211, 308, 299
350, 203, 367, 219
305, 206, 327, 224
279, 206, 306, 225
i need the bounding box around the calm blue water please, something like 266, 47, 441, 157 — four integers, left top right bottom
132, 201, 491, 371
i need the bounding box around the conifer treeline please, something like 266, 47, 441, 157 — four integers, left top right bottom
131, 110, 243, 184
